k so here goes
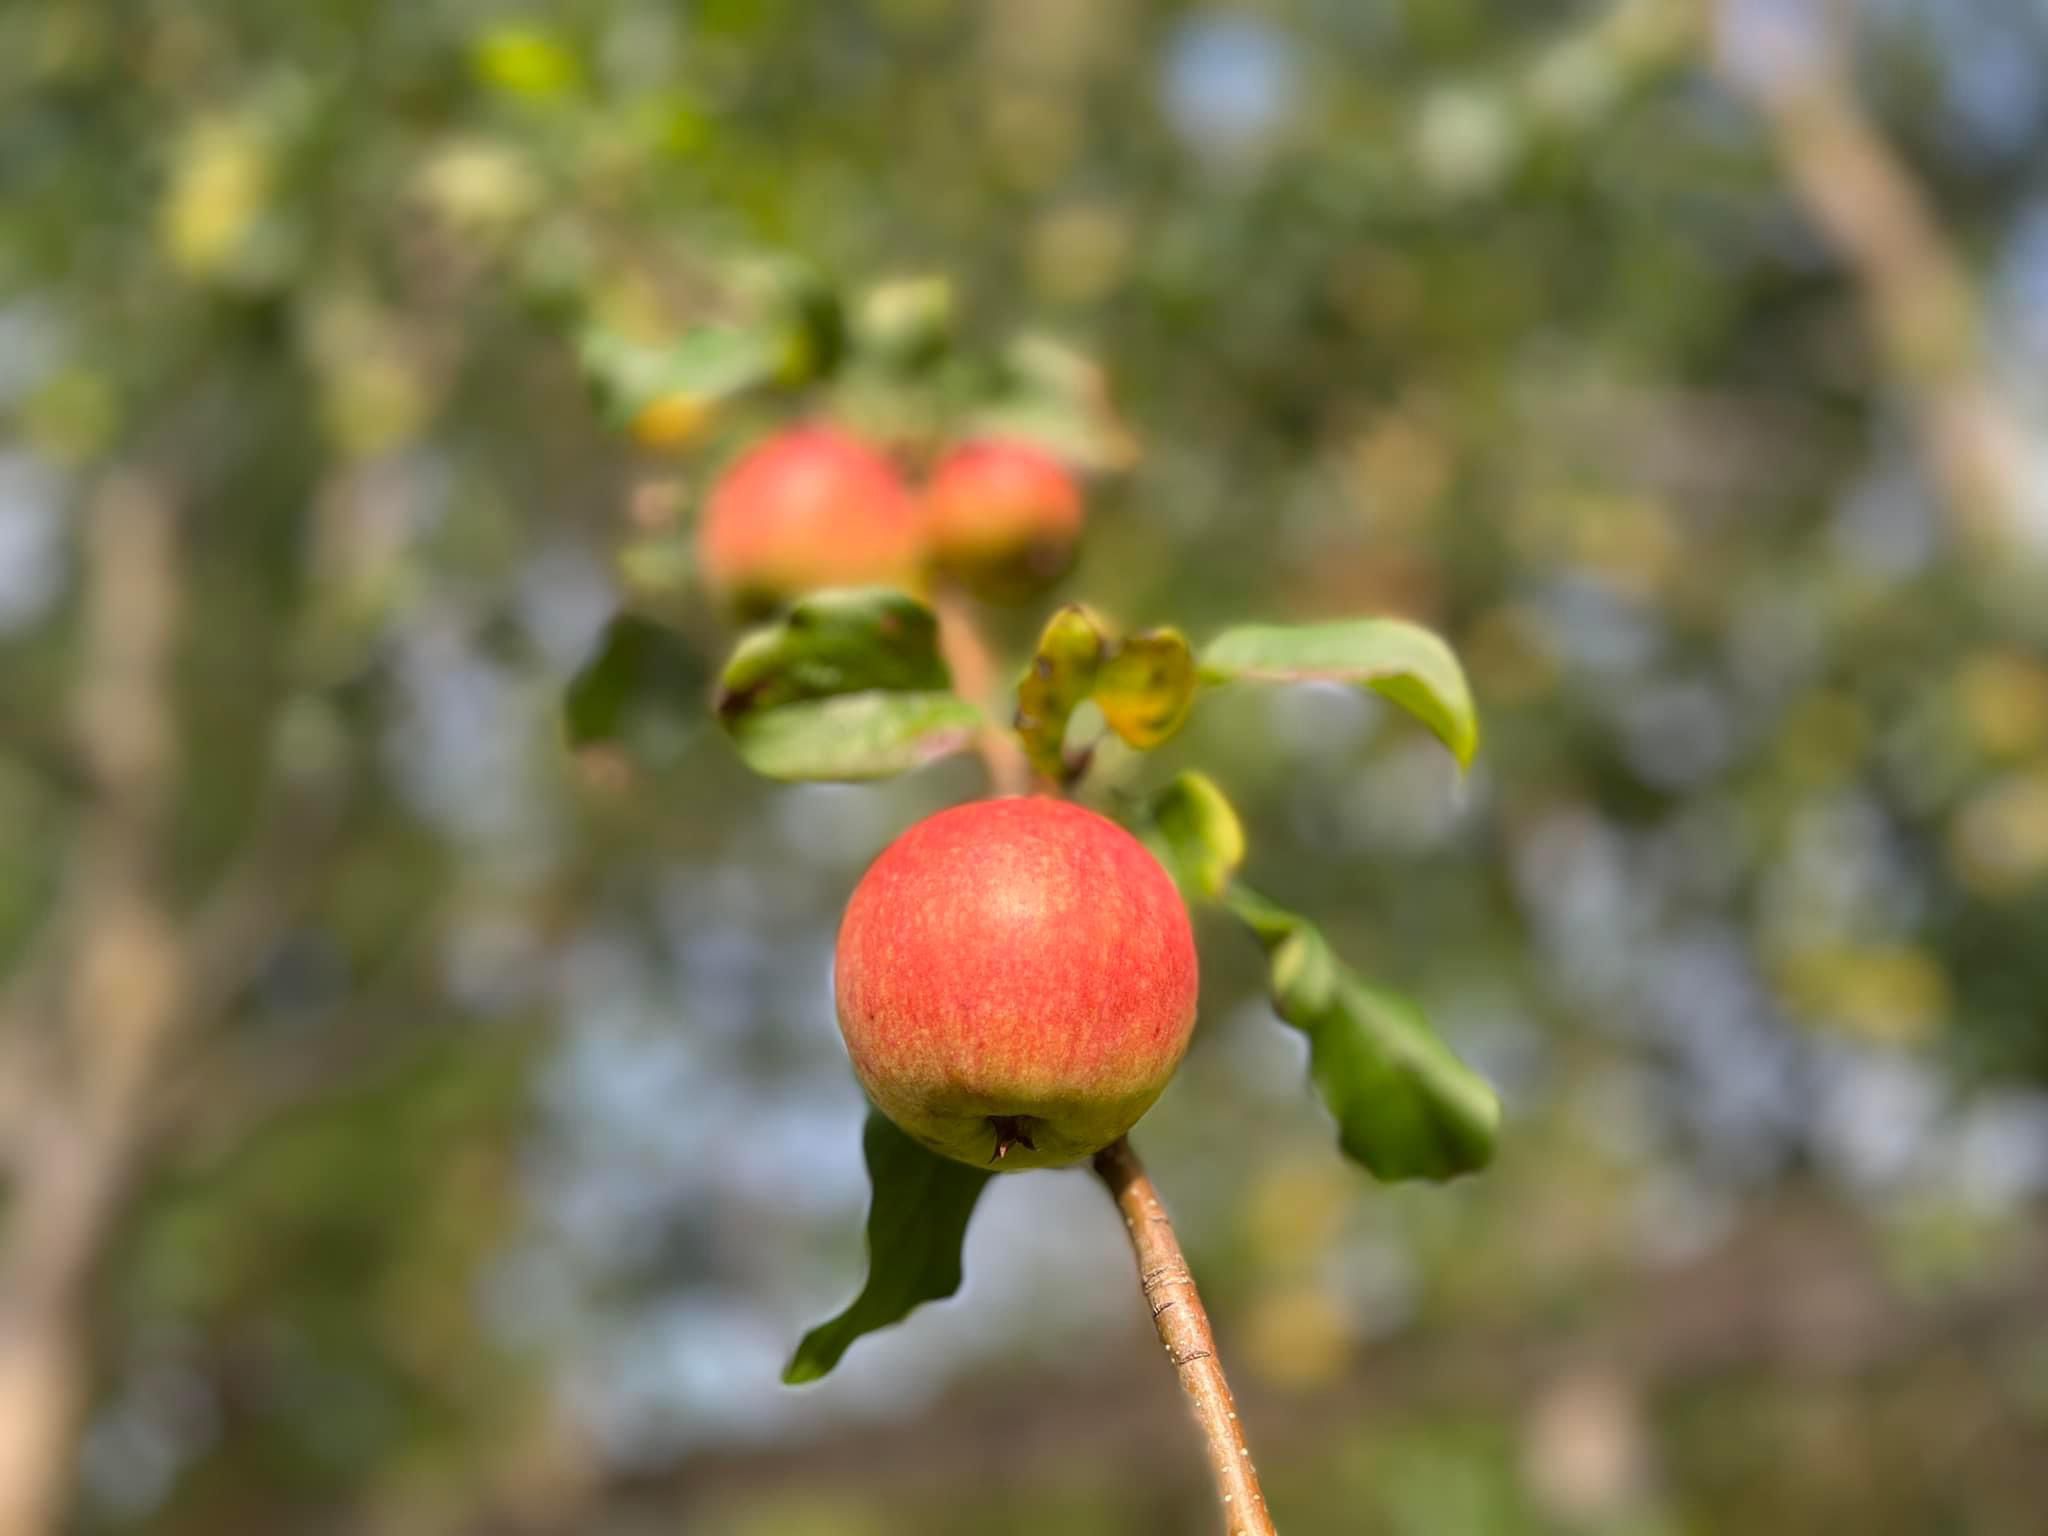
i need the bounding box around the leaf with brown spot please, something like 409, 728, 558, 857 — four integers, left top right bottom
1096, 627, 1196, 751
1013, 604, 1108, 780
715, 588, 981, 782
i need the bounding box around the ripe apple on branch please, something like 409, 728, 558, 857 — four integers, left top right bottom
566, 266, 1496, 1535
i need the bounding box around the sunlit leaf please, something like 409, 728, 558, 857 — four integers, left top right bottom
1200, 619, 1479, 768
1140, 771, 1245, 901
1225, 886, 1499, 1181
473, 25, 581, 100
784, 1111, 994, 1385
715, 589, 981, 782
579, 325, 779, 444
854, 274, 956, 368
562, 613, 707, 756
1095, 628, 1196, 750
1013, 604, 1107, 780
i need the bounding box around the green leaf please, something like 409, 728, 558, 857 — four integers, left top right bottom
784, 1111, 994, 1385
853, 274, 955, 369
1014, 604, 1107, 780
743, 256, 848, 385
716, 589, 951, 714
1095, 628, 1196, 750
966, 333, 1139, 473
578, 324, 779, 438
562, 613, 707, 753
1200, 619, 1480, 768
1225, 885, 1499, 1181
1141, 771, 1246, 901
715, 588, 982, 782
729, 692, 981, 781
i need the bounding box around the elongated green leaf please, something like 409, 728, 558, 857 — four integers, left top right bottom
1226, 885, 1499, 1181
562, 613, 707, 753
731, 693, 981, 781
1014, 604, 1106, 780
784, 1111, 994, 1385
1200, 619, 1479, 768
1140, 771, 1246, 901
716, 589, 982, 782
1096, 628, 1196, 750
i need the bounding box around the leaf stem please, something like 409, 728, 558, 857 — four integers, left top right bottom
931, 582, 1034, 797
1093, 1136, 1276, 1536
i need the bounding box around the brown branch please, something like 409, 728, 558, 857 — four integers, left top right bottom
0, 471, 186, 1536
1093, 1136, 1276, 1536
931, 583, 1034, 798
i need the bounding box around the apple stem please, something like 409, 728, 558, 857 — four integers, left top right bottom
1093, 1136, 1277, 1536
931, 583, 1035, 797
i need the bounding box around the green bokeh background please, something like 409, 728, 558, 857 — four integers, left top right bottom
5, 1, 2048, 1532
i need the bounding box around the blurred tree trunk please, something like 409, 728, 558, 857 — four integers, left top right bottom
1719, 0, 2030, 555
0, 476, 185, 1536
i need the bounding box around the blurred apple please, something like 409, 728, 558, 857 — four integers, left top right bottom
697, 425, 928, 617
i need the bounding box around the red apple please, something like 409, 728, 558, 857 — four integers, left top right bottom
697, 425, 928, 617
835, 797, 1198, 1170
924, 439, 1084, 601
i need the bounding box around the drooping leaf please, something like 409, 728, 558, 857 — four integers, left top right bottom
1095, 628, 1196, 750
1013, 604, 1107, 780
715, 588, 982, 782
562, 613, 707, 755
784, 1111, 994, 1385
1225, 885, 1499, 1181
1200, 619, 1479, 768
1140, 771, 1246, 901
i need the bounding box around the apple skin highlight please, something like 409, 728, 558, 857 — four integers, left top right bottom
835, 797, 1199, 1171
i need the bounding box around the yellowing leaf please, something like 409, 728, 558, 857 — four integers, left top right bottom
1013, 604, 1106, 780
629, 393, 717, 451
474, 26, 580, 100
161, 119, 268, 280
1095, 627, 1195, 750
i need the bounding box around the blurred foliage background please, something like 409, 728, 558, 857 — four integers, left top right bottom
4, 0, 2048, 1532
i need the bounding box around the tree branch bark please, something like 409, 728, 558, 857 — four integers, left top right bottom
1093, 1136, 1276, 1536
0, 471, 185, 1536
